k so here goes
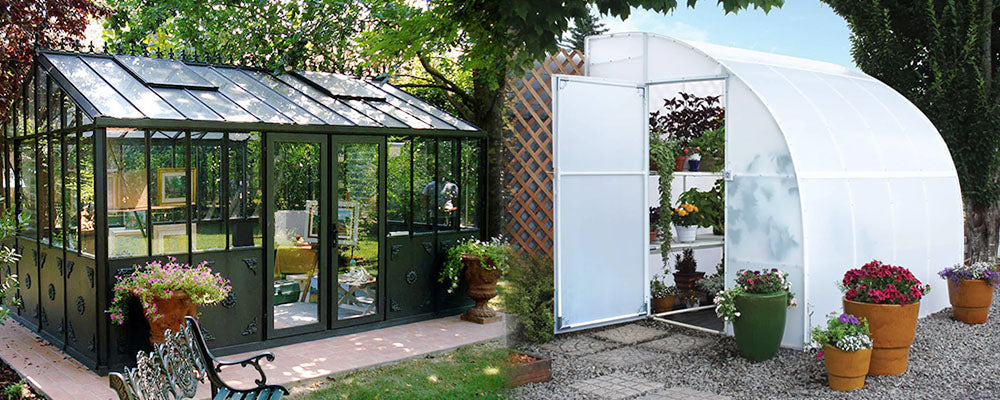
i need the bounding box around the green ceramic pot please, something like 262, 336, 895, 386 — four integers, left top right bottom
732, 291, 787, 361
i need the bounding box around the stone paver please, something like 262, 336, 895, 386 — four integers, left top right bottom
639, 333, 712, 354
569, 373, 665, 400
579, 347, 663, 367
635, 387, 733, 400
590, 324, 668, 344
540, 336, 614, 356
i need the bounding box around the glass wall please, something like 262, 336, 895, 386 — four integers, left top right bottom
229, 133, 262, 248
336, 142, 379, 320
386, 138, 410, 237
460, 139, 480, 230
107, 129, 149, 258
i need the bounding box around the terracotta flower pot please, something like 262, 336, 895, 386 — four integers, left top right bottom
842, 298, 919, 376
460, 254, 502, 324
823, 345, 871, 391
649, 231, 657, 243
649, 157, 659, 172
732, 291, 787, 361
142, 292, 197, 346
672, 271, 705, 294
947, 279, 994, 324
673, 156, 687, 171
651, 295, 675, 314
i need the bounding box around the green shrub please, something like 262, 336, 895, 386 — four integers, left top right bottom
4, 381, 23, 400
504, 253, 554, 344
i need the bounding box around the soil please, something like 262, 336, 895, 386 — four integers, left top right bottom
508, 353, 538, 365
0, 359, 38, 399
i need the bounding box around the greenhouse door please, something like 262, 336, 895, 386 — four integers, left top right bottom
553, 75, 649, 333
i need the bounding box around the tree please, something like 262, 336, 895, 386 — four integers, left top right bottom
104, 0, 784, 240
564, 11, 610, 51
0, 0, 107, 121
822, 1, 1000, 261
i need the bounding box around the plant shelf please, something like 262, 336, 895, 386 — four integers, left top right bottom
650, 234, 724, 254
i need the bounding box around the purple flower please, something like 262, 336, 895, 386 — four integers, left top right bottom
839, 313, 849, 324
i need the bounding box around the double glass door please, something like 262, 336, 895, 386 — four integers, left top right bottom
266, 133, 383, 336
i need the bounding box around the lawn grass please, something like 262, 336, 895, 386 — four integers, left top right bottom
291, 342, 511, 400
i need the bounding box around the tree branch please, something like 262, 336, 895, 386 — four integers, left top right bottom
417, 52, 475, 107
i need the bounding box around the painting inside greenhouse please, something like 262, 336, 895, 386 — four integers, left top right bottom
0, 49, 484, 373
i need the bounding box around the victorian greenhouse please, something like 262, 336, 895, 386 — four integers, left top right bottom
0, 49, 484, 373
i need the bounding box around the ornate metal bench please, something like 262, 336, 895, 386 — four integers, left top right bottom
109, 316, 288, 400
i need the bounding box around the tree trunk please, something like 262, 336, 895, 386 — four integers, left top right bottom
470, 64, 509, 239
964, 202, 1000, 263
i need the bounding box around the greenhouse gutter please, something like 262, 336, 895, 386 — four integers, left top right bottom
90, 117, 485, 138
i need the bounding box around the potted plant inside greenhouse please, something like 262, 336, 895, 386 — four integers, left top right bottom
841, 260, 929, 376
696, 263, 724, 303
672, 248, 703, 293
673, 142, 690, 172
690, 126, 724, 172
107, 258, 232, 345
670, 204, 703, 243
714, 268, 796, 361
649, 207, 661, 243
678, 180, 724, 236
687, 149, 702, 172
441, 238, 512, 324
650, 274, 677, 313
938, 262, 999, 324
811, 312, 873, 391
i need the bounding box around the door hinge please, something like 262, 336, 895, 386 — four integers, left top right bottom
557, 316, 564, 328
723, 170, 733, 181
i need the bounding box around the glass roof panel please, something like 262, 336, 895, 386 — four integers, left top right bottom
44, 54, 143, 119
244, 71, 351, 125
273, 74, 381, 127
214, 68, 324, 124
367, 82, 477, 130
297, 70, 386, 100
153, 88, 224, 121
188, 66, 292, 124
113, 55, 217, 90
343, 99, 408, 128
363, 100, 434, 129
189, 90, 257, 122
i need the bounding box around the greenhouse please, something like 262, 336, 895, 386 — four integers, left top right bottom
0, 49, 484, 373
553, 32, 963, 348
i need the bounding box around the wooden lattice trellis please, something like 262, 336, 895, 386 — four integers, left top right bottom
503, 49, 585, 256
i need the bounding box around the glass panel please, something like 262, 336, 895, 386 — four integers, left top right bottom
82, 57, 184, 119
229, 132, 262, 248
386, 138, 410, 236
150, 132, 188, 255
64, 95, 77, 128
13, 99, 21, 138
38, 134, 50, 244
189, 90, 257, 122
272, 141, 321, 329
435, 139, 458, 230
296, 71, 386, 100
113, 55, 217, 89
45, 54, 143, 119
49, 86, 61, 131
214, 69, 322, 124
336, 142, 379, 320
80, 131, 96, 255
247, 71, 350, 125
37, 68, 48, 135
107, 129, 149, 258
51, 134, 62, 247
272, 75, 378, 127
189, 66, 292, 124
460, 139, 479, 229
18, 139, 36, 239
412, 138, 434, 233
194, 132, 223, 252
65, 133, 78, 251
152, 88, 223, 121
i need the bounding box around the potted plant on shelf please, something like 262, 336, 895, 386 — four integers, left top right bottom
840, 260, 929, 376
672, 248, 703, 293
690, 125, 725, 172
670, 203, 703, 243
650, 274, 677, 313
673, 142, 689, 172
687, 148, 702, 171
107, 258, 231, 345
649, 207, 660, 243
938, 261, 999, 324
441, 237, 512, 324
714, 268, 796, 361
678, 179, 724, 235
811, 312, 873, 391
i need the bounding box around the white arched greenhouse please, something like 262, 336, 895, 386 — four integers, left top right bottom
552, 32, 963, 348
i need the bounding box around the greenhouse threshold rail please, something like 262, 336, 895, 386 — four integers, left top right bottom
650, 305, 724, 335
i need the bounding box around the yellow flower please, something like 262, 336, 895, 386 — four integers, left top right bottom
682, 204, 694, 212
692, 206, 699, 212
677, 209, 688, 217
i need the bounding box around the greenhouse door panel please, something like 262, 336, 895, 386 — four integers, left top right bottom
553, 76, 649, 333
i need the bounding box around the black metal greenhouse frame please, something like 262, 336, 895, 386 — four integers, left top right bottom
0, 49, 487, 374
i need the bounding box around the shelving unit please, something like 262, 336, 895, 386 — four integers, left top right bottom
650, 234, 724, 254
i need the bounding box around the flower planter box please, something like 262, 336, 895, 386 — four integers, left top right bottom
507, 352, 551, 387
652, 295, 676, 314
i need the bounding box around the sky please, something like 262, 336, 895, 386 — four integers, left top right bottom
599, 1, 857, 69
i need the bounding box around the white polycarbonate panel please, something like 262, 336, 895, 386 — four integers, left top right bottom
920, 176, 963, 315
832, 78, 921, 172
557, 174, 647, 330
554, 79, 645, 173
586, 34, 646, 81
554, 76, 647, 333
726, 80, 793, 175
646, 36, 725, 81
799, 179, 855, 333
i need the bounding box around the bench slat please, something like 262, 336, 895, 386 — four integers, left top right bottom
213, 388, 232, 400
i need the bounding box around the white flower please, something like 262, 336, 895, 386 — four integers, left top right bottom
734, 312, 741, 317
789, 298, 797, 307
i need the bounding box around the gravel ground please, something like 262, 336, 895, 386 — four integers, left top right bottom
513, 293, 1000, 400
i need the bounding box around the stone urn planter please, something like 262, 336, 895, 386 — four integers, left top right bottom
460, 254, 502, 324
823, 345, 871, 391
732, 291, 788, 361
507, 352, 552, 387
842, 298, 919, 376
947, 279, 994, 324
143, 292, 197, 345
673, 271, 705, 294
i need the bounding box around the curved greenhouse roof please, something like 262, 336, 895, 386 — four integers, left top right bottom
36, 50, 478, 134
586, 32, 962, 347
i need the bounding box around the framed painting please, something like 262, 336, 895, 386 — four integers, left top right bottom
305, 200, 320, 239
157, 168, 197, 205
337, 201, 359, 246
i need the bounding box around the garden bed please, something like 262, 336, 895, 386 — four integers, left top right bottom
0, 359, 39, 399
515, 291, 1000, 399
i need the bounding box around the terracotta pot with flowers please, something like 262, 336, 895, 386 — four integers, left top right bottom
673, 144, 690, 172
649, 207, 661, 243
670, 203, 703, 243
939, 262, 999, 324
650, 274, 677, 313
840, 260, 929, 376
811, 312, 873, 391
107, 258, 231, 345
714, 268, 797, 361
441, 237, 512, 324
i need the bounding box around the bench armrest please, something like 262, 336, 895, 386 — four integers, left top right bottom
212, 352, 276, 387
